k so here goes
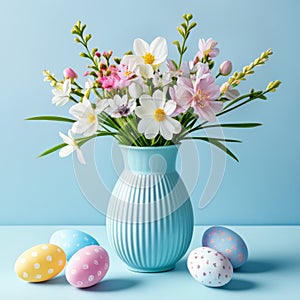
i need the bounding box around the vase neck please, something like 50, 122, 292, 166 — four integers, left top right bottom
120, 145, 179, 174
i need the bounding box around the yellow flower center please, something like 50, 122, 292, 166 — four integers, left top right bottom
195, 90, 210, 108
88, 113, 96, 123
154, 108, 166, 122
125, 70, 132, 77
143, 52, 155, 65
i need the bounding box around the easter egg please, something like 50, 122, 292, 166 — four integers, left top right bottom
187, 247, 233, 287
49, 229, 99, 260
66, 245, 109, 288
15, 244, 66, 282
202, 226, 248, 269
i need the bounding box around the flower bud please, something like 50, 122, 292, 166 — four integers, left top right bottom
219, 60, 232, 76
63, 68, 78, 79
95, 51, 101, 58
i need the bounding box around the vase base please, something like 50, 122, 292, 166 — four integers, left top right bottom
128, 265, 175, 273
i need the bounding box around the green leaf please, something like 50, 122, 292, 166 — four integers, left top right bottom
258, 94, 267, 100
26, 116, 75, 123
186, 137, 239, 162
38, 143, 66, 158
186, 137, 241, 143
200, 123, 262, 129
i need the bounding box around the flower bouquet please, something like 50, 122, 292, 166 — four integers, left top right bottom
28, 14, 281, 272
28, 14, 280, 163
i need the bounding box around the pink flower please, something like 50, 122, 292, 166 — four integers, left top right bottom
191, 74, 222, 121
117, 64, 136, 81
219, 60, 232, 76
98, 65, 129, 90
171, 74, 222, 122
169, 77, 193, 116
197, 38, 220, 60
63, 68, 78, 80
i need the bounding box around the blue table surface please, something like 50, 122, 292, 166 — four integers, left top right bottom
1, 225, 300, 299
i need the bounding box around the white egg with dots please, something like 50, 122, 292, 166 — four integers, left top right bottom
187, 247, 233, 287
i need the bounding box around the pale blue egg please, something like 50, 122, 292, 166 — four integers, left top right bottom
202, 226, 248, 269
49, 229, 99, 260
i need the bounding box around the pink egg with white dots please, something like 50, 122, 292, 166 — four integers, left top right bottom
65, 245, 109, 288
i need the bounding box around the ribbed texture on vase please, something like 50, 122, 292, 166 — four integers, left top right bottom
106, 171, 194, 272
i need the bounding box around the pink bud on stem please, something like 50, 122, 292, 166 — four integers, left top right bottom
63, 68, 78, 79
219, 60, 232, 76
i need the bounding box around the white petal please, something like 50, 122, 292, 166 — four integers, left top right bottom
138, 64, 154, 78
108, 98, 118, 109
83, 122, 98, 137
139, 96, 156, 111
159, 122, 173, 141
150, 37, 168, 65
97, 99, 108, 112
114, 95, 123, 106
144, 121, 159, 139
120, 95, 128, 105
59, 132, 73, 145
165, 116, 182, 134
129, 82, 142, 99
129, 100, 137, 112
63, 79, 71, 95
76, 149, 86, 164
72, 119, 91, 134
153, 98, 165, 109
105, 106, 115, 115
164, 100, 176, 116
69, 103, 86, 119
152, 89, 164, 100
59, 145, 74, 158
52, 95, 69, 106
135, 106, 153, 119
137, 117, 154, 133
121, 55, 135, 66
133, 38, 150, 56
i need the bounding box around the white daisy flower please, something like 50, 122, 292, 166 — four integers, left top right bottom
122, 37, 168, 78
105, 95, 136, 118
59, 130, 85, 164
134, 37, 168, 68
51, 79, 71, 106
69, 98, 103, 137
135, 90, 181, 140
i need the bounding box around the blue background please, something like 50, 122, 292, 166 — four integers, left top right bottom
0, 0, 299, 225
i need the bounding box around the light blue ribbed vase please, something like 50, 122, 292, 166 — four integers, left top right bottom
106, 145, 194, 272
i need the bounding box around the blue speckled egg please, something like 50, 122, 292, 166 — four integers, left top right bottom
49, 229, 99, 260
202, 226, 248, 269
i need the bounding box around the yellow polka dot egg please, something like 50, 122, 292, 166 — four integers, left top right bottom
15, 244, 66, 282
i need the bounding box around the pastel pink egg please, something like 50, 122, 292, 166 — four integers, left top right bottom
65, 245, 109, 288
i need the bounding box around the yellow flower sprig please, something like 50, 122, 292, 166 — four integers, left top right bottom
228, 48, 273, 87
43, 70, 58, 87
